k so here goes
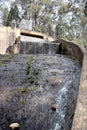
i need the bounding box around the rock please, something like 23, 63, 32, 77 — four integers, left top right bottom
9, 123, 20, 130
51, 103, 58, 111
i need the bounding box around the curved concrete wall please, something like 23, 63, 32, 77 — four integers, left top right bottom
56, 39, 84, 65
71, 53, 87, 130
20, 39, 84, 66
57, 40, 87, 130
71, 50, 87, 130
56, 39, 85, 130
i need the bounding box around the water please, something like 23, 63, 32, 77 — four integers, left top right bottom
20, 42, 59, 54
53, 80, 73, 130
0, 54, 81, 130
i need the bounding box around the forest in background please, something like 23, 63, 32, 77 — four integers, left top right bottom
0, 0, 87, 44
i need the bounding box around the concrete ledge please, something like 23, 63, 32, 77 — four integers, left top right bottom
20, 29, 55, 41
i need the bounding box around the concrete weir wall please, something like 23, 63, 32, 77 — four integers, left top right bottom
0, 26, 55, 54
0, 26, 87, 129
20, 40, 85, 130
20, 42, 60, 54
0, 26, 20, 54
59, 39, 84, 65
20, 40, 83, 65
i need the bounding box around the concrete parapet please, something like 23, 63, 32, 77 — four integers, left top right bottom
58, 40, 87, 130
52, 39, 85, 130
71, 53, 87, 130
58, 39, 84, 65
58, 39, 85, 130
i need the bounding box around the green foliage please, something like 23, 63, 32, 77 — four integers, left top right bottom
28, 57, 35, 64
6, 2, 20, 26
84, 1, 87, 16
28, 87, 37, 93
25, 57, 39, 85
2, 7, 9, 26
26, 57, 35, 75
0, 55, 13, 66
21, 86, 37, 94
72, 38, 87, 45
21, 87, 27, 94
28, 76, 37, 84
26, 63, 30, 75
21, 0, 55, 36
55, 24, 62, 39
28, 68, 39, 85
1, 0, 86, 40
33, 69, 39, 76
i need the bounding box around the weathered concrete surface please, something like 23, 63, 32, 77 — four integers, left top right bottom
20, 39, 83, 64
52, 39, 84, 65
0, 26, 55, 54
21, 29, 55, 41
21, 35, 45, 42
19, 19, 32, 30
0, 26, 85, 130
20, 42, 59, 54
6, 36, 21, 54
0, 54, 81, 130
71, 53, 87, 130
51, 39, 86, 130
0, 26, 20, 54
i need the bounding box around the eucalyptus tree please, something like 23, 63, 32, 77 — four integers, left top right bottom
0, 0, 86, 41
2, 7, 9, 26
6, 2, 20, 27
20, 0, 55, 35
54, 0, 85, 41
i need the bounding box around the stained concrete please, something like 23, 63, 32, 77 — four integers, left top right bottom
0, 26, 20, 54
0, 54, 81, 130
0, 26, 55, 54
71, 53, 87, 130
20, 42, 59, 54
53, 39, 84, 65
0, 26, 86, 130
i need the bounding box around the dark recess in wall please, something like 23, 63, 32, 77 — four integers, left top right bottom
21, 33, 44, 39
